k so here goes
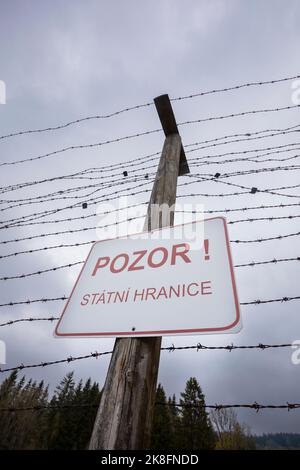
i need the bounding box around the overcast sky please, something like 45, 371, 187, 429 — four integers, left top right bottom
0, 0, 300, 435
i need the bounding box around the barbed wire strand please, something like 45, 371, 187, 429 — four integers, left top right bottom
1, 213, 300, 248
1, 72, 299, 142
1, 401, 300, 412
2, 103, 300, 167
0, 340, 299, 373
0, 295, 299, 309
1, 256, 299, 282
2, 123, 300, 197
2, 160, 300, 210
4, 201, 300, 231
1, 228, 300, 260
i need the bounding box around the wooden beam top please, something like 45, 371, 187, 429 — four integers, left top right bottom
154, 94, 179, 136
154, 94, 190, 176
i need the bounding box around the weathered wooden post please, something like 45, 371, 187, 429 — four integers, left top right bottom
89, 94, 189, 450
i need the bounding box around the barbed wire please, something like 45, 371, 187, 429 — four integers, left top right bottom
184, 123, 300, 151
1, 227, 300, 260
2, 140, 300, 222
0, 179, 153, 228
0, 174, 154, 212
210, 164, 300, 179
188, 174, 300, 199
2, 104, 300, 168
189, 141, 300, 162
0, 151, 160, 195
0, 294, 299, 309
1, 125, 299, 189
234, 257, 300, 268
0, 350, 113, 372
177, 104, 300, 130
232, 231, 300, 244
0, 340, 299, 372
2, 160, 300, 211
0, 101, 153, 142
0, 316, 59, 327
0, 128, 162, 167
4, 201, 300, 231
2, 123, 300, 198
1, 254, 299, 282
2, 139, 300, 216
2, 162, 300, 229
163, 402, 300, 411
1, 401, 300, 412
1, 137, 297, 199
197, 152, 300, 167
1, 255, 299, 282
1, 212, 300, 248
1, 72, 299, 143
4, 155, 297, 208
0, 215, 146, 245
0, 296, 67, 307
171, 73, 300, 102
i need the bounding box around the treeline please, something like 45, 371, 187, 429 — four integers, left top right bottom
0, 371, 100, 449
256, 433, 300, 449
0, 372, 255, 450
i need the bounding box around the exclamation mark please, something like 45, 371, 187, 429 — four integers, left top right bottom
204, 239, 210, 260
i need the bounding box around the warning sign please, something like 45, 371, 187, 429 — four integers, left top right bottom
55, 217, 241, 337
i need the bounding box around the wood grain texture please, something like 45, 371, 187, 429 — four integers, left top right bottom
89, 132, 182, 451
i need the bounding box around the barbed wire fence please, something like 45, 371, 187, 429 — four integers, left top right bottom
1, 73, 300, 417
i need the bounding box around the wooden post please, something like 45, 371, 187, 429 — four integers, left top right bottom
89, 95, 189, 450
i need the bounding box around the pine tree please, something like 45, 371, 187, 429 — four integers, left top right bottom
47, 372, 76, 449
71, 377, 101, 449
179, 377, 216, 450
150, 384, 173, 449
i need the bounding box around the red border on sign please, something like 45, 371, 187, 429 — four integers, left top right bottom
55, 217, 240, 337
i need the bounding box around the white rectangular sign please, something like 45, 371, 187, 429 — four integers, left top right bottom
55, 218, 241, 338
